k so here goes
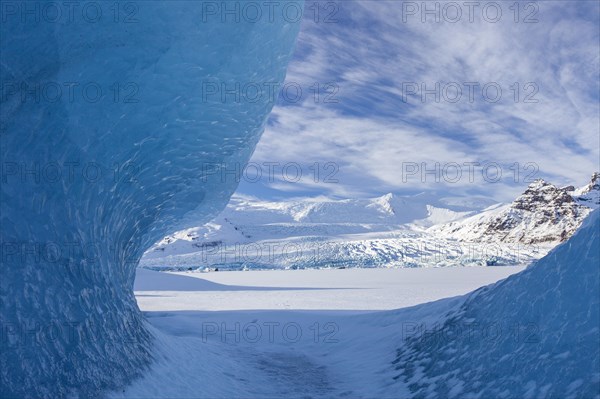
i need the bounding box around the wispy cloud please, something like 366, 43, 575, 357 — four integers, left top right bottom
245, 0, 600, 202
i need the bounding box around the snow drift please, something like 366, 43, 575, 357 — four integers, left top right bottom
393, 210, 600, 398
0, 2, 302, 396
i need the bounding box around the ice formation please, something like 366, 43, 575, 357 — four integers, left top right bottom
394, 210, 600, 398
0, 1, 302, 396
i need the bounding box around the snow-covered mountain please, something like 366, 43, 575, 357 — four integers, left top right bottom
140, 173, 599, 271
431, 173, 599, 244
142, 192, 473, 258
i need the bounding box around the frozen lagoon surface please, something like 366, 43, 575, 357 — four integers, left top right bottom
120, 266, 523, 398
134, 266, 525, 311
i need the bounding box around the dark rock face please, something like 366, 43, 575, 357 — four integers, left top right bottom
512, 180, 576, 212
484, 179, 590, 244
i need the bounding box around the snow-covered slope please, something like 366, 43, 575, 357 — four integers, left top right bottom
287, 193, 470, 226
573, 171, 600, 209
393, 209, 600, 398
432, 174, 599, 244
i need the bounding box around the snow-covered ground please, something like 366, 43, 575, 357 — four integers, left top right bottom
115, 266, 523, 398
114, 209, 599, 398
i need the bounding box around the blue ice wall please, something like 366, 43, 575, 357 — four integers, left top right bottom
394, 210, 600, 397
0, 1, 302, 396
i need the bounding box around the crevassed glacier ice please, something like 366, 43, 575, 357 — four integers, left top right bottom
0, 1, 302, 396
393, 210, 600, 398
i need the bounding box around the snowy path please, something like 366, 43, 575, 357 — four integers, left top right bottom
112, 267, 524, 398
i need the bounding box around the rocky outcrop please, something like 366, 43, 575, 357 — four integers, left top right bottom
433, 174, 599, 244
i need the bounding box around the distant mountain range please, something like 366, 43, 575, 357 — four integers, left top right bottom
140, 173, 599, 271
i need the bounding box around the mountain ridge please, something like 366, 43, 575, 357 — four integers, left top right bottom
432, 173, 599, 244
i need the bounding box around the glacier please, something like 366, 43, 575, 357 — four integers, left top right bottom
393, 210, 600, 398
0, 1, 302, 397
140, 175, 600, 271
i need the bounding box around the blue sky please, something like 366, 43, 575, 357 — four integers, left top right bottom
239, 0, 600, 203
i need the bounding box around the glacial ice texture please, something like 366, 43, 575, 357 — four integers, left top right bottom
0, 1, 302, 396
394, 210, 600, 398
